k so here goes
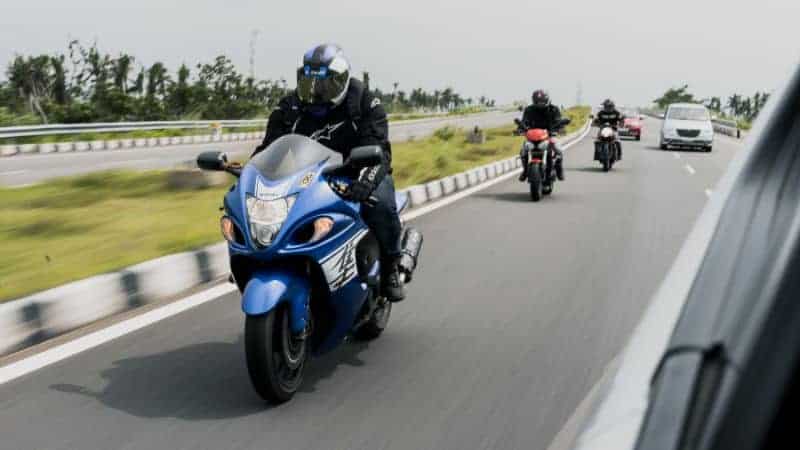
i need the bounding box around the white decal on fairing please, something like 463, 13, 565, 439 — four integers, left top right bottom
321, 229, 368, 291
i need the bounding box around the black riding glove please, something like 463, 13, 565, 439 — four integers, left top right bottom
349, 163, 387, 203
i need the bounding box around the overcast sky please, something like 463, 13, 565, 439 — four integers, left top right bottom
2, 0, 798, 107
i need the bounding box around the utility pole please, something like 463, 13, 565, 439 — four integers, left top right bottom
249, 29, 260, 79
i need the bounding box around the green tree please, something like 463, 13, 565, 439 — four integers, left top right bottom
653, 85, 695, 110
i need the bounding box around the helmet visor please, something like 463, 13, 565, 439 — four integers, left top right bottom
297, 65, 349, 105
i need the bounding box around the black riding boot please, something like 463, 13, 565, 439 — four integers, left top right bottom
518, 152, 528, 181
381, 258, 406, 302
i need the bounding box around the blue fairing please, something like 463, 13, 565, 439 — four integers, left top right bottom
242, 270, 310, 334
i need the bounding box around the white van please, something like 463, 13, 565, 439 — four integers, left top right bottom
659, 103, 714, 152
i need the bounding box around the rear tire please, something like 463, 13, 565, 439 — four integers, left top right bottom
245, 307, 307, 404
354, 297, 392, 341
529, 168, 542, 202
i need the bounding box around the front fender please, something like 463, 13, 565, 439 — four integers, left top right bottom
242, 270, 310, 334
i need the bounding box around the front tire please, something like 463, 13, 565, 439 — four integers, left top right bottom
705, 146, 713, 152
529, 167, 542, 202
245, 307, 307, 403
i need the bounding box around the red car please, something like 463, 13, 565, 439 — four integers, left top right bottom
618, 116, 643, 140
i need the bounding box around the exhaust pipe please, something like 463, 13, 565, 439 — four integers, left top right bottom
398, 227, 423, 283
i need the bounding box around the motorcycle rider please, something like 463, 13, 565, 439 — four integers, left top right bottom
594, 99, 624, 159
518, 90, 566, 182
253, 43, 405, 302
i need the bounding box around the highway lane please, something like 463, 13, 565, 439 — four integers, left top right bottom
0, 111, 517, 187
0, 127, 743, 450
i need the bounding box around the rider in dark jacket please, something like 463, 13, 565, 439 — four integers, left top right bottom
253, 43, 405, 302
594, 99, 625, 159
518, 90, 566, 181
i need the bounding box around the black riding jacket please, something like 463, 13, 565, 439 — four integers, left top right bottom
522, 104, 562, 132
254, 79, 391, 168
594, 108, 624, 128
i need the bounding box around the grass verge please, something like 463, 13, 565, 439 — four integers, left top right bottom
0, 107, 588, 301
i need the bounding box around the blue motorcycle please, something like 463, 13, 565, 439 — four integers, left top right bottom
197, 135, 423, 403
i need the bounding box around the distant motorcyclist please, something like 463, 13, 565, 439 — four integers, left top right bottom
253, 43, 405, 302
518, 90, 566, 181
594, 99, 624, 159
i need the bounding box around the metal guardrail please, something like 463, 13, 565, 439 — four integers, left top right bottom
0, 119, 268, 139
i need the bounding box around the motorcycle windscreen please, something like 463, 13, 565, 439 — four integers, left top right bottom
249, 134, 343, 181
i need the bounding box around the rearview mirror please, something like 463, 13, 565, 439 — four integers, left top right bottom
514, 118, 522, 126
518, 106, 524, 112
347, 145, 384, 169
197, 151, 228, 171
559, 118, 572, 127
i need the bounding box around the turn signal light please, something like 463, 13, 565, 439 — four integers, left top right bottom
220, 216, 235, 242
309, 217, 334, 243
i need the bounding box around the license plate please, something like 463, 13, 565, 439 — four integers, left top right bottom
619, 128, 629, 133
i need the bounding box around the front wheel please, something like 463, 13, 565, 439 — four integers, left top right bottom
529, 166, 542, 202
245, 307, 307, 403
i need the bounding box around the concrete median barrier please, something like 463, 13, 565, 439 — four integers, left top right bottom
18, 144, 37, 155
441, 176, 457, 195
425, 180, 444, 200
454, 173, 469, 190
1, 145, 19, 156
407, 185, 428, 207
56, 142, 74, 152
38, 143, 56, 154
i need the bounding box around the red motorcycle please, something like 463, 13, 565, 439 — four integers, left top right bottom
515, 118, 570, 202
523, 128, 555, 201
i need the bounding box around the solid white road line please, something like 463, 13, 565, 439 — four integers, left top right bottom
0, 283, 238, 385
0, 123, 593, 385
0, 170, 28, 176
685, 164, 696, 175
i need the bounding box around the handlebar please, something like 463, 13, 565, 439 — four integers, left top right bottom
324, 169, 378, 207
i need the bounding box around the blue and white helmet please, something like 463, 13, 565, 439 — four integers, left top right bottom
296, 43, 351, 107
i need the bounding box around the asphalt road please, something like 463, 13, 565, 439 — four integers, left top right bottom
0, 126, 743, 450
0, 111, 518, 187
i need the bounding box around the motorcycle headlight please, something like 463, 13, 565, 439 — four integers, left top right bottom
600, 128, 614, 138
246, 195, 297, 246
